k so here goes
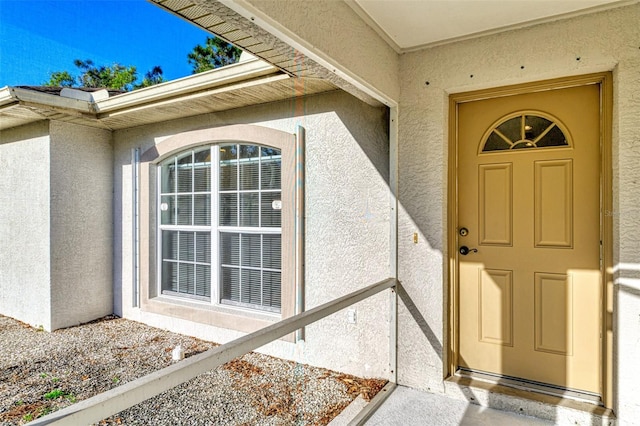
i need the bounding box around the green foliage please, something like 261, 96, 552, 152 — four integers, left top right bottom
44, 59, 164, 91
74, 59, 137, 90
133, 65, 166, 89
42, 36, 242, 91
44, 389, 65, 400
187, 36, 242, 74
46, 71, 75, 87
22, 413, 33, 422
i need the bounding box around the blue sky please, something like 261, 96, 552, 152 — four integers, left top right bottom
0, 0, 212, 87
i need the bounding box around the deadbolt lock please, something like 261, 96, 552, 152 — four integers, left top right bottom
459, 227, 469, 237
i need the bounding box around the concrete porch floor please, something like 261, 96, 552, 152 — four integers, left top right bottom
364, 386, 552, 425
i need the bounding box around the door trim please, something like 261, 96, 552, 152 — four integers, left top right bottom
446, 72, 613, 408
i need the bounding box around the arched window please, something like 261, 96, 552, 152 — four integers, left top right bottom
158, 144, 282, 312
139, 125, 297, 330
480, 112, 571, 153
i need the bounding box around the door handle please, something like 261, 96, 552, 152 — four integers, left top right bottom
459, 246, 478, 256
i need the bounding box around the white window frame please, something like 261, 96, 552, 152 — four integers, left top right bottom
155, 144, 283, 313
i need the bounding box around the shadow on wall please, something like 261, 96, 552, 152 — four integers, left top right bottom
397, 283, 442, 360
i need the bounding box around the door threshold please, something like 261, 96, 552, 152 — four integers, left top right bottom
456, 368, 602, 405
445, 370, 615, 424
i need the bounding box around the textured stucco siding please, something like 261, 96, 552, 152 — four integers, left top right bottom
113, 90, 391, 378
396, 3, 640, 421
0, 122, 52, 329
49, 121, 113, 330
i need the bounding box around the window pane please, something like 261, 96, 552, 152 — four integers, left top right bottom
193, 148, 211, 192
261, 156, 281, 190
220, 144, 237, 161
241, 269, 262, 305
261, 146, 280, 157
161, 160, 175, 194
483, 132, 511, 152
194, 194, 211, 226
177, 152, 193, 193
263, 271, 281, 309
221, 267, 240, 302
496, 116, 521, 142
176, 195, 192, 226
261, 192, 281, 227
162, 230, 178, 260
240, 193, 259, 227
179, 263, 195, 295
219, 163, 237, 191
160, 195, 175, 225
196, 232, 211, 264
240, 144, 260, 159
537, 125, 568, 147
263, 234, 281, 269
241, 234, 261, 268
162, 261, 178, 292
239, 161, 259, 190
525, 115, 553, 141
178, 231, 194, 262
220, 232, 240, 266
195, 265, 211, 298
219, 194, 238, 226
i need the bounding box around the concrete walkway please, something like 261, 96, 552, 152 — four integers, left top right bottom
365, 386, 552, 425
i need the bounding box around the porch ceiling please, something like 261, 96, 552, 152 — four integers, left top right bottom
350, 0, 633, 52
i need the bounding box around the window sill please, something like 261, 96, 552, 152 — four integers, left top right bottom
142, 295, 285, 337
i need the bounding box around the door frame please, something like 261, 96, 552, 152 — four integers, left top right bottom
446, 72, 613, 408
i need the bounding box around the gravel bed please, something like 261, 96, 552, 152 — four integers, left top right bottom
0, 315, 385, 425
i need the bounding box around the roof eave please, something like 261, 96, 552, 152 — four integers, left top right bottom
95, 57, 280, 113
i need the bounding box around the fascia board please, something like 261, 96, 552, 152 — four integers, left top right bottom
97, 73, 291, 120
0, 86, 18, 108
9, 87, 94, 114
95, 58, 279, 113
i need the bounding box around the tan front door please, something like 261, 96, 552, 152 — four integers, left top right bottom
456, 82, 602, 394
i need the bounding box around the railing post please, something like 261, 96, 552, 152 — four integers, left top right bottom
389, 106, 399, 384
390, 284, 398, 384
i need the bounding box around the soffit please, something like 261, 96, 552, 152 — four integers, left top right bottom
0, 104, 49, 130
350, 0, 633, 51
97, 76, 336, 129
149, 0, 382, 106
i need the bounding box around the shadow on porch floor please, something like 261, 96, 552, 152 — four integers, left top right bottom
364, 386, 552, 425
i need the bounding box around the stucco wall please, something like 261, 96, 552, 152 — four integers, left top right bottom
49, 121, 113, 330
0, 122, 52, 329
396, 3, 640, 421
113, 90, 391, 378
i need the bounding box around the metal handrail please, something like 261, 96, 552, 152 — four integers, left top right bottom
31, 278, 397, 425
